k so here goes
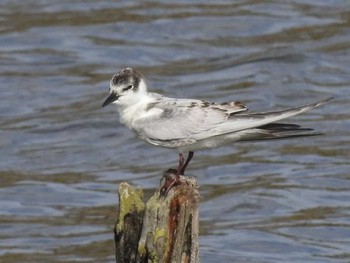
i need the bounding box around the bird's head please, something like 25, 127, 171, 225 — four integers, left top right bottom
102, 67, 147, 108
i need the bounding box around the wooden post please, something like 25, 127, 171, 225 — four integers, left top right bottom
115, 169, 200, 263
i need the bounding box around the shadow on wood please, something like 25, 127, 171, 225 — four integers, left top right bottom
115, 169, 200, 263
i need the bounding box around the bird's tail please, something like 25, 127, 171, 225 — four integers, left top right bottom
237, 122, 322, 142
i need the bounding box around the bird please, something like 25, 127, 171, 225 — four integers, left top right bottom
102, 67, 332, 193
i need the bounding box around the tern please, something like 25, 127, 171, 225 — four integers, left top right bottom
102, 67, 332, 193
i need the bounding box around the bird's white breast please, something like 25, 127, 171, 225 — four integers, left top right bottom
117, 95, 159, 129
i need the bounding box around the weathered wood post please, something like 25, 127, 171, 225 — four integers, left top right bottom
115, 169, 200, 263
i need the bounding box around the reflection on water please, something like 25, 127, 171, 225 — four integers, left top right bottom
1, 1, 350, 262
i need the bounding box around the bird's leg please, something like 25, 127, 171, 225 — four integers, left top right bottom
179, 151, 194, 175
177, 153, 186, 177
160, 152, 194, 197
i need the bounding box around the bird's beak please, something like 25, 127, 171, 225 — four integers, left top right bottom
102, 92, 119, 108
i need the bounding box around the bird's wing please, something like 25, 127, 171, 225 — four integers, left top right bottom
133, 97, 332, 146
132, 98, 247, 143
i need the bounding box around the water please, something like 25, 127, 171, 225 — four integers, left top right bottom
1, 1, 349, 262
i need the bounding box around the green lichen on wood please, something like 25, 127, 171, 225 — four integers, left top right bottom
138, 242, 159, 263
116, 182, 145, 232
154, 227, 167, 241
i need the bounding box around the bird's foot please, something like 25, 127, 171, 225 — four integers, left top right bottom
160, 152, 195, 197
160, 169, 181, 197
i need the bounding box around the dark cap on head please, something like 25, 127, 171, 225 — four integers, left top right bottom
102, 67, 143, 108
110, 67, 141, 90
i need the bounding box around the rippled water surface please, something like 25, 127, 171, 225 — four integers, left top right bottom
1, 1, 350, 262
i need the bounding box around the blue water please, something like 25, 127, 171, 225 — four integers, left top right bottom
0, 1, 349, 262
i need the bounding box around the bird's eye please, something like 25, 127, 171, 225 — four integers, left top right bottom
123, 85, 133, 91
